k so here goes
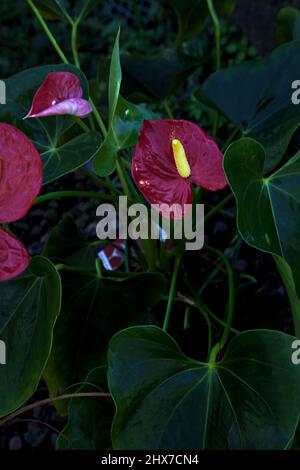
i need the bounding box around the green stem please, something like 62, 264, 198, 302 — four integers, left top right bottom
206, 0, 221, 138
274, 255, 300, 338
116, 155, 131, 198
34, 190, 115, 205
207, 246, 234, 347
187, 283, 213, 357
204, 193, 234, 222
163, 101, 173, 119
163, 252, 182, 331
95, 258, 102, 279
76, 117, 90, 133
26, 0, 69, 64
207, 0, 221, 70
89, 98, 108, 138
71, 20, 80, 68
55, 264, 95, 273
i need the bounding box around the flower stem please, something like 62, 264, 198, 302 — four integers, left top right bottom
0, 392, 111, 427
71, 20, 80, 68
204, 193, 234, 222
116, 155, 131, 198
26, 0, 69, 64
163, 252, 183, 331
206, 0, 221, 138
55, 264, 95, 273
34, 190, 115, 205
208, 246, 235, 363
89, 97, 108, 138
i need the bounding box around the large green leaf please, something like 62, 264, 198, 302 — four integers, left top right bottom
167, 0, 237, 44
0, 64, 100, 184
277, 7, 300, 44
0, 256, 61, 417
196, 41, 300, 171
56, 367, 114, 450
224, 137, 300, 296
43, 215, 103, 268
108, 325, 300, 450
121, 48, 201, 102
44, 272, 166, 414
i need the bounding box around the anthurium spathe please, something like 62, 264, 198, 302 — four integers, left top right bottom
0, 227, 29, 280
0, 123, 43, 280
25, 72, 93, 118
132, 119, 227, 219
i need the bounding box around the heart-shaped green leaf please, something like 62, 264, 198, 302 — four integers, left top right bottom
167, 0, 236, 44
0, 256, 61, 417
0, 64, 99, 184
108, 326, 300, 449
196, 41, 300, 170
44, 272, 166, 414
40, 129, 101, 184
224, 137, 300, 296
56, 367, 114, 450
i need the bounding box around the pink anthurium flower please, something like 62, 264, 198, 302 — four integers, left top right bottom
0, 123, 43, 281
132, 119, 228, 219
25, 72, 93, 119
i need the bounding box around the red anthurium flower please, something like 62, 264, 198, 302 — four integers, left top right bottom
0, 123, 43, 281
25, 72, 93, 119
132, 119, 228, 219
98, 240, 126, 271
0, 227, 30, 281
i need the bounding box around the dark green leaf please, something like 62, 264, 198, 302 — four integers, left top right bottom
56, 367, 114, 450
122, 48, 201, 102
196, 42, 300, 170
108, 325, 300, 449
43, 215, 102, 268
0, 256, 61, 417
167, 0, 236, 44
225, 137, 300, 296
44, 272, 166, 414
41, 130, 101, 184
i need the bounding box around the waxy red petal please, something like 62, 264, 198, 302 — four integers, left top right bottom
0, 227, 29, 281
0, 123, 43, 223
25, 72, 92, 118
132, 119, 227, 219
99, 240, 125, 271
